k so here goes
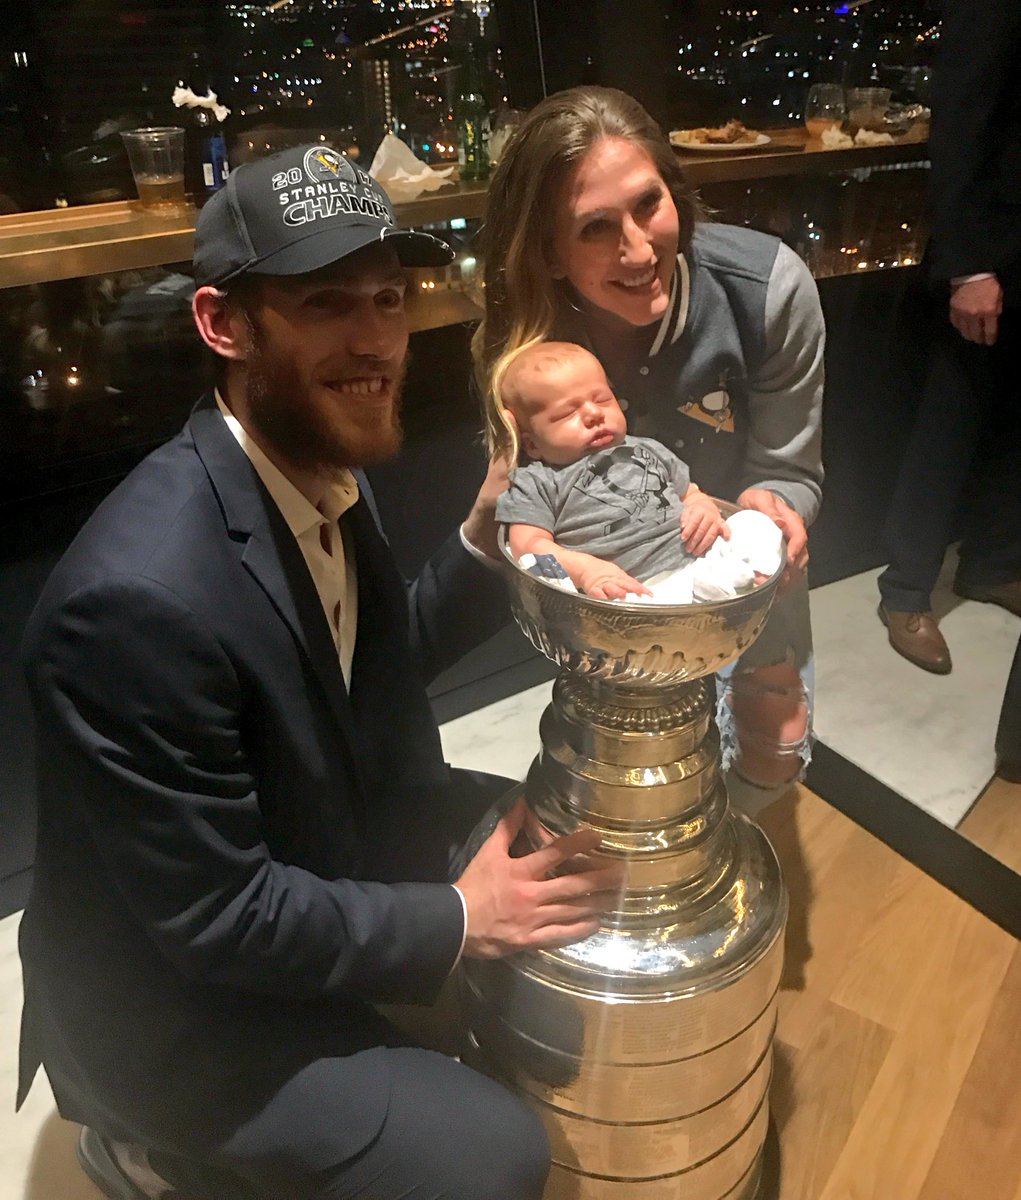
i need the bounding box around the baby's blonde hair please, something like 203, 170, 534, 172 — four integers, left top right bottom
495, 341, 603, 464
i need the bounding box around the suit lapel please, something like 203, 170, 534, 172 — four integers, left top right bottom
188, 398, 366, 792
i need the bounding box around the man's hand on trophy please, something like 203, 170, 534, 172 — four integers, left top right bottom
462, 444, 515, 561
457, 798, 626, 959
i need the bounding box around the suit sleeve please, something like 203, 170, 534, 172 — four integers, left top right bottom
926, 0, 1021, 280
407, 532, 511, 681
24, 574, 465, 1006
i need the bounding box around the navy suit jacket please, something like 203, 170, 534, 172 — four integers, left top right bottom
926, 0, 1021, 294
17, 396, 509, 1162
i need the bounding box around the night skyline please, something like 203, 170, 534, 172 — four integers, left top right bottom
0, 0, 940, 209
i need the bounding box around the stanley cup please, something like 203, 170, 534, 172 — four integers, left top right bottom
462, 522, 788, 1200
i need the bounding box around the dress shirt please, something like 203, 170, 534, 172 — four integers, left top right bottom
215, 392, 358, 685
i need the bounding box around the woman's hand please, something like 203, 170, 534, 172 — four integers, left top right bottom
680, 488, 728, 557
737, 488, 808, 587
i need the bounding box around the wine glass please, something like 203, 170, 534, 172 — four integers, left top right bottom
804, 84, 846, 142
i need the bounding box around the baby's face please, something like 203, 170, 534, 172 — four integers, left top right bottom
517, 355, 627, 466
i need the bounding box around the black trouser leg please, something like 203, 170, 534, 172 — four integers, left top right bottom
152, 1048, 550, 1200
996, 635, 1021, 769
878, 312, 992, 611
954, 309, 1021, 587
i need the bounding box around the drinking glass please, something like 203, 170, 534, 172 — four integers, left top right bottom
804, 85, 846, 142
120, 127, 187, 215
846, 87, 892, 132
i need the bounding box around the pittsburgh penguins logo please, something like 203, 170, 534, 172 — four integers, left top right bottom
581, 444, 672, 536
303, 146, 357, 185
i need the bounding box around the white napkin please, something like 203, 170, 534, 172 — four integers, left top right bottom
369, 133, 454, 204
821, 126, 854, 150
722, 510, 785, 577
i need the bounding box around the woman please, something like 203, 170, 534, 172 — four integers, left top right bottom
475, 86, 824, 812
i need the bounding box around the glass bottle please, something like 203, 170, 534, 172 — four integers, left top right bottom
455, 35, 490, 183
179, 52, 230, 200
188, 105, 229, 197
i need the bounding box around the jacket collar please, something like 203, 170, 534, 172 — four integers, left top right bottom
188, 396, 368, 796
648, 252, 691, 356
556, 250, 692, 364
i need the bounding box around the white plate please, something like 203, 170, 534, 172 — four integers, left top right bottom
669, 132, 771, 152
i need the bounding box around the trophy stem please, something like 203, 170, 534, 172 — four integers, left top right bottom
464, 665, 787, 1200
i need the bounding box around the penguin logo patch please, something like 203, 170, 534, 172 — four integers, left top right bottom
679, 371, 735, 433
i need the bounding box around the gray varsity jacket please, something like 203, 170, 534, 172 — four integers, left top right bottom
554, 223, 825, 524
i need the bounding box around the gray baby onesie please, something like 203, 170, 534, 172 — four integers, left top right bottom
496, 435, 695, 580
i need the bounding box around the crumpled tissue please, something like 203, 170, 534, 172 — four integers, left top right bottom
369, 133, 454, 204
172, 86, 231, 123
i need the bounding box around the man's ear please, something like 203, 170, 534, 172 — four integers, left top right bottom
192, 286, 250, 362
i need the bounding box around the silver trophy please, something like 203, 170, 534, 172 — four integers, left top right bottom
462, 520, 788, 1200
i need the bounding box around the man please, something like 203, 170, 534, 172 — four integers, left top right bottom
17, 145, 623, 1200
877, 0, 1021, 673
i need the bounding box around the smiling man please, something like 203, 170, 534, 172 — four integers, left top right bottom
17, 145, 624, 1200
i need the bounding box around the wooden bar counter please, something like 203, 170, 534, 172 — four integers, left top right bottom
0, 129, 928, 292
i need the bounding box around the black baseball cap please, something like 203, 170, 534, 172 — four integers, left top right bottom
193, 143, 453, 287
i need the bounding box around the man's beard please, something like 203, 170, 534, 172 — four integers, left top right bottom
243, 318, 406, 475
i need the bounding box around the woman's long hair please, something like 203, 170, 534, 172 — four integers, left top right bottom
474, 86, 703, 459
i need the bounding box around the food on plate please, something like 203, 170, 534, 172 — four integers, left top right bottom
671, 119, 760, 146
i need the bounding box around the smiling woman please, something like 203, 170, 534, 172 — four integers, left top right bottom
551, 138, 680, 329
476, 85, 825, 814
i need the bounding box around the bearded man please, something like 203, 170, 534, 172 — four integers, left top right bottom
17, 145, 623, 1200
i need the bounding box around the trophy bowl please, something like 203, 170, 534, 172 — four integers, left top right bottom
498, 501, 785, 688
471, 502, 790, 1199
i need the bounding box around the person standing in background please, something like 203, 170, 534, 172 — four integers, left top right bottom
877, 0, 1021, 673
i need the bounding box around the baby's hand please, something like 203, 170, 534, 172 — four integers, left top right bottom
575, 557, 652, 601
681, 491, 728, 557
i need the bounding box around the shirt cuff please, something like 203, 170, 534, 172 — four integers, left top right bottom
951, 273, 996, 287
449, 884, 469, 972
459, 523, 502, 570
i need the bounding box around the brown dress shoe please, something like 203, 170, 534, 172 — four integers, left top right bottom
953, 579, 1021, 618
878, 605, 952, 674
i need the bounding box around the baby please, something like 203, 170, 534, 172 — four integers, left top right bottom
495, 342, 754, 601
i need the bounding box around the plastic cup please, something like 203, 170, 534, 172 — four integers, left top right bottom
804, 84, 846, 141
120, 127, 187, 215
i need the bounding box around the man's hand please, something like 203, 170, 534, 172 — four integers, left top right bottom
462, 448, 515, 561
680, 488, 728, 557
737, 488, 808, 588
456, 799, 627, 959
950, 276, 1003, 346
574, 554, 652, 601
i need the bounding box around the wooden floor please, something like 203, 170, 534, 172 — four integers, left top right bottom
959, 774, 1021, 877
759, 785, 1021, 1200
6, 784, 1019, 1200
